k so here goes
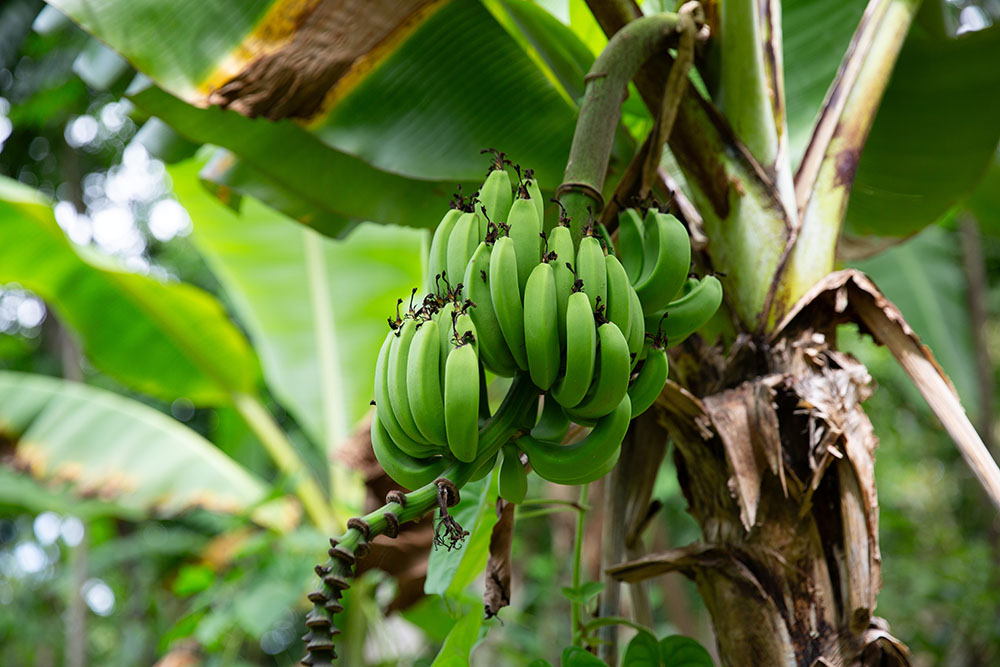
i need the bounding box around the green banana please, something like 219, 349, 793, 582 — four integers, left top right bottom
444, 342, 480, 462
626, 281, 645, 370
406, 319, 448, 446
426, 208, 462, 293
374, 332, 441, 458
489, 235, 528, 370
507, 196, 542, 294
498, 444, 527, 504
644, 275, 723, 344
550, 291, 596, 409
446, 211, 480, 289
464, 242, 519, 377
523, 261, 560, 390
476, 167, 512, 238
549, 224, 576, 346
387, 318, 431, 444
436, 300, 456, 378
524, 173, 545, 227
469, 451, 499, 482
371, 409, 447, 490
531, 395, 570, 444
452, 310, 479, 356
516, 393, 631, 485
627, 342, 668, 419
566, 321, 631, 422
604, 254, 632, 339
633, 211, 691, 315
617, 208, 645, 284
576, 234, 607, 314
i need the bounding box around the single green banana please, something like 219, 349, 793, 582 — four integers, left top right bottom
516, 393, 631, 485
627, 342, 668, 419
549, 224, 576, 347
387, 318, 431, 444
371, 409, 447, 490
446, 211, 480, 290
498, 444, 527, 504
436, 300, 456, 378
617, 208, 645, 284
444, 342, 480, 462
566, 321, 631, 422
576, 234, 607, 314
531, 395, 570, 444
374, 332, 441, 458
490, 235, 528, 370
476, 168, 512, 238
464, 242, 519, 377
406, 319, 448, 446
633, 211, 691, 315
507, 197, 541, 294
425, 208, 462, 293
604, 254, 632, 339
550, 291, 596, 409
525, 174, 545, 227
643, 275, 723, 344
452, 310, 479, 356
626, 281, 645, 371
523, 261, 560, 391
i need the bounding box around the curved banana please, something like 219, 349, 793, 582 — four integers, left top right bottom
452, 310, 479, 357
531, 395, 570, 444
550, 291, 596, 409
507, 197, 541, 294
444, 342, 480, 462
498, 444, 527, 504
516, 393, 631, 485
549, 224, 576, 346
627, 342, 668, 419
387, 318, 431, 444
489, 235, 528, 370
626, 283, 645, 371
426, 208, 462, 294
446, 211, 480, 290
617, 208, 645, 284
371, 410, 447, 490
476, 167, 512, 238
633, 211, 691, 315
576, 234, 607, 314
644, 275, 723, 345
464, 242, 519, 377
604, 254, 632, 339
406, 319, 448, 446
436, 300, 456, 378
525, 174, 545, 227
523, 261, 560, 390
565, 321, 630, 422
374, 332, 441, 458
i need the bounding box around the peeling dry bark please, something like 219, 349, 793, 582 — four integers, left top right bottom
608, 273, 932, 666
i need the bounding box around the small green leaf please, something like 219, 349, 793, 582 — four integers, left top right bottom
659, 636, 713, 667
561, 580, 605, 604
623, 630, 661, 666
431, 607, 483, 667
172, 564, 215, 596
562, 646, 609, 666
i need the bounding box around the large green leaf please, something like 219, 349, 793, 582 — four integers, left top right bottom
169, 158, 425, 450
0, 176, 257, 405
0, 371, 283, 522
430, 607, 483, 667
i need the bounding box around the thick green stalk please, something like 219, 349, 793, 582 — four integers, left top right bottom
558, 13, 692, 243
570, 483, 590, 646
231, 391, 336, 532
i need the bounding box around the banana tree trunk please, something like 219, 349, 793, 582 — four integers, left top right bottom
611, 324, 910, 666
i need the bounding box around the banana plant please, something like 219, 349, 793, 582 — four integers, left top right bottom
3, 0, 1000, 665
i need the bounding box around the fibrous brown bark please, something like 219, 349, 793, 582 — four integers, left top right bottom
610, 319, 910, 666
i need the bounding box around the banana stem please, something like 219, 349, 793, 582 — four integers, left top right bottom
558, 12, 693, 242
570, 482, 590, 646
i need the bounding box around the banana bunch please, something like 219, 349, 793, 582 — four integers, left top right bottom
371, 155, 722, 497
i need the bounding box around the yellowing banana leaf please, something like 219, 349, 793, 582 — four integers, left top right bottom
169, 157, 425, 451
0, 176, 258, 405
0, 371, 296, 530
